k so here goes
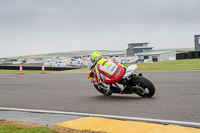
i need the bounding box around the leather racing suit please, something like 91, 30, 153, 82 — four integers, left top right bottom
92, 57, 125, 85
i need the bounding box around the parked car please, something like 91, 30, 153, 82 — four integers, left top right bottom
144, 59, 153, 63
135, 59, 144, 63
12, 61, 21, 65
44, 60, 55, 67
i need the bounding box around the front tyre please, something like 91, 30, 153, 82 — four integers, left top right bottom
130, 76, 155, 98
93, 84, 112, 96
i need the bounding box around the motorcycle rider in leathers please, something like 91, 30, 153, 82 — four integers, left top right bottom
90, 51, 126, 92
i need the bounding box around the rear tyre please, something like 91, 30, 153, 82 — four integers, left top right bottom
130, 76, 155, 98
94, 84, 112, 96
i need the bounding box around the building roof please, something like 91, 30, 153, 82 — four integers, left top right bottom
136, 50, 176, 56
128, 46, 153, 49
128, 42, 149, 44
102, 52, 126, 56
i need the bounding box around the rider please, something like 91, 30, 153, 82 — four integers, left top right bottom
90, 51, 126, 92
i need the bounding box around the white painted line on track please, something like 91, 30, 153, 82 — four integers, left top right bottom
0, 107, 200, 127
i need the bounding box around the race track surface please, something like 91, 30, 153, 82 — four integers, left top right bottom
0, 71, 200, 123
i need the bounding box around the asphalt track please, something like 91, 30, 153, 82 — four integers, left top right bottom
0, 71, 200, 124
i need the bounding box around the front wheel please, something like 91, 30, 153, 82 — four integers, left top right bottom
93, 84, 112, 96
130, 76, 155, 98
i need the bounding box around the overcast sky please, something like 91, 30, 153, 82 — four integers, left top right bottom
0, 0, 200, 58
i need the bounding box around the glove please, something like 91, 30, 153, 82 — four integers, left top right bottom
91, 78, 95, 83
94, 81, 99, 86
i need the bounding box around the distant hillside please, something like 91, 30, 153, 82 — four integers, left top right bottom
4, 48, 194, 60
40, 50, 125, 57
154, 48, 194, 53
7, 50, 125, 59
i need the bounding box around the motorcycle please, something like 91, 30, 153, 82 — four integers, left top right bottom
88, 64, 155, 98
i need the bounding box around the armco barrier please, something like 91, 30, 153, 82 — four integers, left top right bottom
176, 54, 181, 60
186, 52, 193, 59
193, 51, 200, 58
176, 51, 200, 60
180, 53, 187, 59
0, 65, 86, 71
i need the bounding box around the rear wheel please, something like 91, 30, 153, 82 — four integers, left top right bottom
130, 76, 155, 98
94, 84, 112, 96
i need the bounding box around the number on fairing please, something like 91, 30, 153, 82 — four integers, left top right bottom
111, 66, 116, 72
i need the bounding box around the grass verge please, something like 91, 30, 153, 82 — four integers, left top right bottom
0, 70, 58, 74
0, 122, 57, 133
0, 119, 104, 133
0, 59, 200, 74
135, 58, 200, 71
62, 58, 200, 72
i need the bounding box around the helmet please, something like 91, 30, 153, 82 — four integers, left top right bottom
90, 51, 102, 65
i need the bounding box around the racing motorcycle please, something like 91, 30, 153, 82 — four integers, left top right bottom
88, 64, 155, 98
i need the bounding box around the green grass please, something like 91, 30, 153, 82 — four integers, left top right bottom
65, 58, 200, 72
135, 58, 200, 71
1, 59, 200, 74
0, 70, 58, 74
65, 59, 200, 72
0, 124, 57, 133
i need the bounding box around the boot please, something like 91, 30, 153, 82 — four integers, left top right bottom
110, 86, 121, 93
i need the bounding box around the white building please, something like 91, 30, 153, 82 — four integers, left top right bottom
136, 51, 176, 62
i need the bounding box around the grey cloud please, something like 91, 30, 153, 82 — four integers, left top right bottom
0, 0, 200, 57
